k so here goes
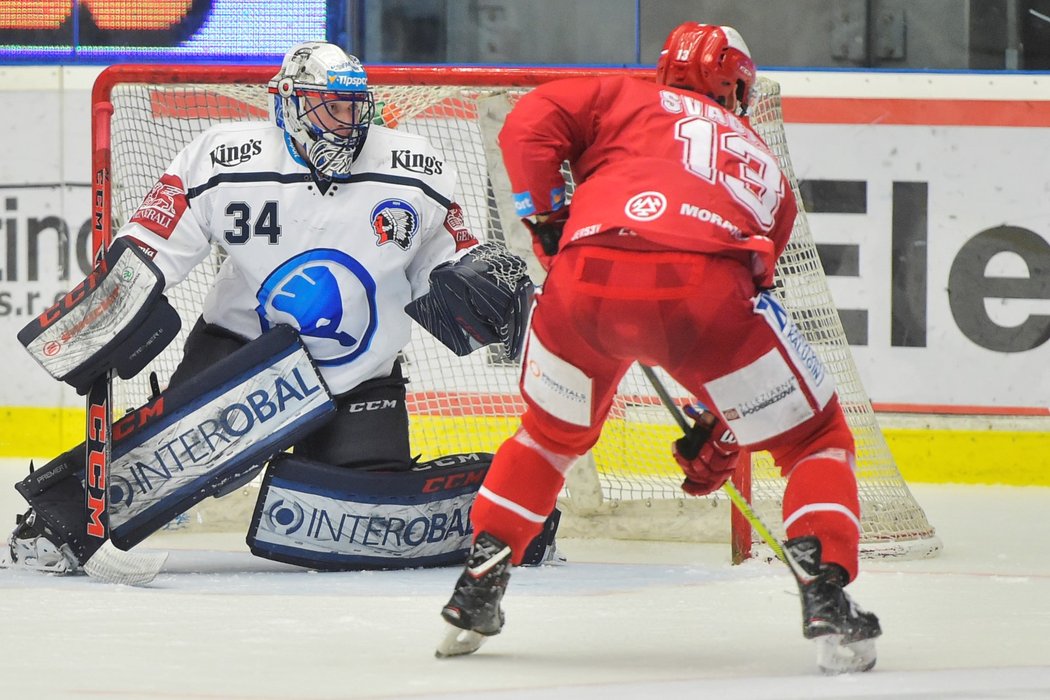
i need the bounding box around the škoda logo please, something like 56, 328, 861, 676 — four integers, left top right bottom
0, 1, 212, 46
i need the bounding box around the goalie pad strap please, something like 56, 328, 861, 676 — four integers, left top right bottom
17, 325, 336, 561
17, 237, 181, 394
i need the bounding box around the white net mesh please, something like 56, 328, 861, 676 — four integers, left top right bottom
101, 69, 938, 558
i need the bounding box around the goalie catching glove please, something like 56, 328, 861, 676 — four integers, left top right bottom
406, 242, 534, 361
673, 403, 740, 497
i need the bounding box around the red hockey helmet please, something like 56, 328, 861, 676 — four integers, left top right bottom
655, 22, 756, 115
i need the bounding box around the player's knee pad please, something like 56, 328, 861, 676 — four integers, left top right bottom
15, 324, 335, 562
520, 408, 600, 457
768, 402, 855, 476
247, 452, 560, 570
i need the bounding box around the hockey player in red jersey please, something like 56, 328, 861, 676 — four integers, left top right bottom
436, 22, 881, 673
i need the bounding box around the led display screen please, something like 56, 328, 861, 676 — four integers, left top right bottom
0, 0, 329, 62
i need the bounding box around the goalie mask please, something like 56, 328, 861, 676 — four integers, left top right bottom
656, 22, 756, 116
269, 42, 376, 179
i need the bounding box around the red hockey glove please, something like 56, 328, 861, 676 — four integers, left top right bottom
522, 208, 568, 271
672, 405, 741, 497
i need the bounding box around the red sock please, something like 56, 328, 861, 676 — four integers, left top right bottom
782, 451, 861, 581
471, 429, 577, 564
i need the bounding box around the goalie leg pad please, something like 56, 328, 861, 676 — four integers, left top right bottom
248, 452, 492, 570
15, 325, 336, 561
106, 324, 335, 549
13, 446, 92, 564
247, 452, 560, 570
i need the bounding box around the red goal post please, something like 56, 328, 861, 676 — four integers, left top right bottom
90, 64, 941, 560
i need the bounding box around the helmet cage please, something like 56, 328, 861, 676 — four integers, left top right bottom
269, 43, 375, 179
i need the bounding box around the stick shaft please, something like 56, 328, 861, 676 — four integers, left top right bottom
638, 364, 786, 562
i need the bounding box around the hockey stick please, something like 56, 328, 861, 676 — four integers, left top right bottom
82, 102, 167, 585
81, 370, 167, 586
637, 365, 786, 562
640, 364, 880, 674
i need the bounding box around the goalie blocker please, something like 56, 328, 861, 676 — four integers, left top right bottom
17, 237, 181, 395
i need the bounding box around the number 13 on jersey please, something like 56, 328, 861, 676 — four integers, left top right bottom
674, 116, 784, 231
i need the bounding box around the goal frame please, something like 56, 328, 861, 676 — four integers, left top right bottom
90, 63, 940, 563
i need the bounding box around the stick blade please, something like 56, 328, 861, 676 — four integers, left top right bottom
83, 540, 167, 586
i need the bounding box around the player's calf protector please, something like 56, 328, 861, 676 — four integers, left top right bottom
16, 325, 335, 561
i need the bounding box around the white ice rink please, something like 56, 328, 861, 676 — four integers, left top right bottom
1, 458, 1049, 700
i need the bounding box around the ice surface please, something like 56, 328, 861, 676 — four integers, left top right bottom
1, 459, 1048, 699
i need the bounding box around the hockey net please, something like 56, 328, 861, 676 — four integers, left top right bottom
92, 65, 940, 560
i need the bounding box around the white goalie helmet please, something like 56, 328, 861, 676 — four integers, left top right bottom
268, 41, 376, 179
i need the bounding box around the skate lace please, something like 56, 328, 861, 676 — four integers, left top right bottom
466, 536, 511, 579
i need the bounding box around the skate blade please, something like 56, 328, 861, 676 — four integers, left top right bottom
815, 634, 877, 674
435, 622, 488, 658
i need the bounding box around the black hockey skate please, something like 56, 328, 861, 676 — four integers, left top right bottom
435, 532, 512, 658
784, 536, 882, 674
4, 509, 81, 575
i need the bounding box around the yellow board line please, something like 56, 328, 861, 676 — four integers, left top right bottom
1, 407, 1047, 487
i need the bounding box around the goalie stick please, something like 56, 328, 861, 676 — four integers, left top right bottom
82, 104, 167, 586
79, 370, 167, 586
638, 365, 878, 674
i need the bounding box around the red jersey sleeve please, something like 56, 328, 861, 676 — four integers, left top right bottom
771, 176, 797, 262
497, 78, 602, 216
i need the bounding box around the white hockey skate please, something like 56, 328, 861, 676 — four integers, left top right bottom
4, 509, 81, 575
4, 509, 167, 586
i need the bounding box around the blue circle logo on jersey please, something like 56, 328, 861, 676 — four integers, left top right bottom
371, 198, 419, 250
255, 249, 378, 366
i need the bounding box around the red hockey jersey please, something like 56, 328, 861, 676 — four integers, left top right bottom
498, 75, 797, 287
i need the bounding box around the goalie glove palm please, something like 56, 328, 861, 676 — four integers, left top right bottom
673, 405, 740, 497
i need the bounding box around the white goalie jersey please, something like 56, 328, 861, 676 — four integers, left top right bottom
115, 120, 478, 395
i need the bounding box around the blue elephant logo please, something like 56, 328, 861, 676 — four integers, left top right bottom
256, 249, 378, 366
